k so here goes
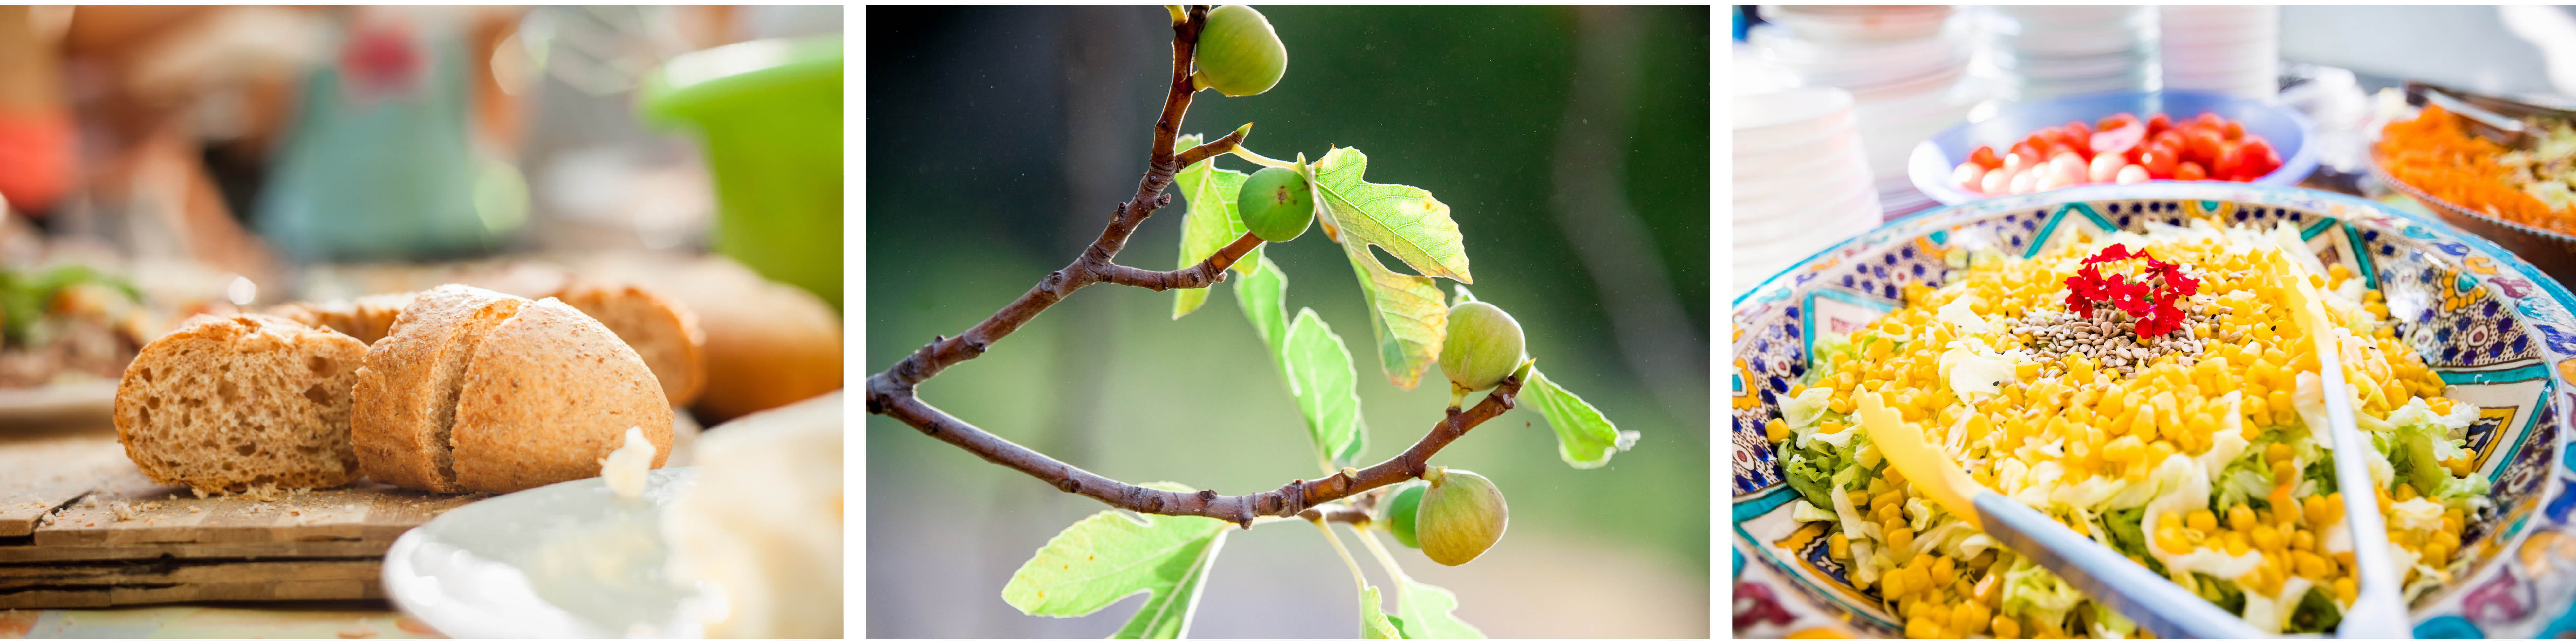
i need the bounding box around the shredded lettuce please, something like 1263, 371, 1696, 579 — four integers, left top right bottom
2000, 557, 2087, 627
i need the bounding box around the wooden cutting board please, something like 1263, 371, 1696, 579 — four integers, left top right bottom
0, 426, 480, 609
0, 410, 701, 609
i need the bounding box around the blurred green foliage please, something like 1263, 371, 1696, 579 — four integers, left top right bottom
867, 5, 1706, 636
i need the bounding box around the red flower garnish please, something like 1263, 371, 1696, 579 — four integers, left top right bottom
2064, 244, 2198, 337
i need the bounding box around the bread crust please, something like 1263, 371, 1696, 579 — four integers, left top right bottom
350, 286, 524, 493
451, 298, 673, 493
111, 313, 369, 492
552, 282, 707, 407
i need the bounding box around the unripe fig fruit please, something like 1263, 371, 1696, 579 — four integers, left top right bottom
1193, 5, 1287, 97
1418, 467, 1507, 566
1383, 482, 1427, 549
1238, 165, 1313, 243
1438, 301, 1525, 393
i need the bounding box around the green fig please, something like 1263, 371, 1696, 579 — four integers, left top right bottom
1193, 5, 1288, 97
1417, 467, 1507, 566
1238, 165, 1313, 243
1382, 482, 1427, 549
1438, 301, 1525, 394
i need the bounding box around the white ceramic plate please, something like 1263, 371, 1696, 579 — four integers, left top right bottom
0, 381, 117, 427
383, 467, 711, 638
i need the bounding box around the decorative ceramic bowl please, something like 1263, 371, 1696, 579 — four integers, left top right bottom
1732, 183, 2576, 638
1908, 90, 2320, 206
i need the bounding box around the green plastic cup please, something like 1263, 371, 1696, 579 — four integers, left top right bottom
641, 36, 844, 309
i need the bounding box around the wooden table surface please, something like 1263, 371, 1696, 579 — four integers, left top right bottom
0, 416, 449, 637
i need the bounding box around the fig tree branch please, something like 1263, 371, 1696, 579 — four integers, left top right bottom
865, 6, 1520, 527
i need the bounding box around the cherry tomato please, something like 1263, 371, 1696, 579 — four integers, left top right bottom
1969, 145, 2003, 170
2140, 143, 2180, 178
2248, 147, 2283, 178
2212, 141, 2246, 179
2196, 112, 2223, 129
2187, 129, 2225, 164
2238, 137, 2274, 165
2222, 121, 2245, 141
2146, 113, 2172, 136
2065, 120, 2092, 142
2152, 130, 2188, 156
2011, 142, 2043, 167
2175, 160, 2208, 181
2098, 112, 2139, 132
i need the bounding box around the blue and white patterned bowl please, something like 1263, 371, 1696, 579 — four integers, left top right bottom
1731, 183, 2576, 638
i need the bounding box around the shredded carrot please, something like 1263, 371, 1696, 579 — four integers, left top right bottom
2377, 105, 2573, 231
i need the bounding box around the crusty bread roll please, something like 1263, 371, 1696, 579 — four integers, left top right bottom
111, 313, 369, 493
550, 281, 706, 408
352, 285, 672, 494
268, 292, 417, 345
649, 258, 841, 423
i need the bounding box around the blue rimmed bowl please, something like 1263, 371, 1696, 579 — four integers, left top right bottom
1908, 90, 2320, 206
1731, 183, 2576, 638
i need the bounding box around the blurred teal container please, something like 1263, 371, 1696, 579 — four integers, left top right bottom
641, 36, 844, 310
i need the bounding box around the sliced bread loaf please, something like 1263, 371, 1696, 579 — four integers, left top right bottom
352, 285, 672, 494
350, 285, 525, 493
111, 313, 370, 493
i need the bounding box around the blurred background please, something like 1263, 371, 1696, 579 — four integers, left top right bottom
0, 5, 844, 425
867, 5, 1709, 638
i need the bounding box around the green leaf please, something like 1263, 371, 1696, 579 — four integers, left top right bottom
1234, 255, 1290, 358
1393, 576, 1483, 638
1523, 368, 1639, 469
1342, 240, 1449, 391
1361, 585, 1405, 638
1284, 308, 1368, 467
1172, 133, 1262, 319
1309, 147, 1471, 284
1002, 482, 1232, 638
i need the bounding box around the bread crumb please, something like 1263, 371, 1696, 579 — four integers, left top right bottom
187, 505, 201, 513
108, 502, 136, 522
191, 488, 208, 499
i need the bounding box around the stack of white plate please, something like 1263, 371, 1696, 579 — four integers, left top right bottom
1734, 87, 1882, 297
1750, 5, 1988, 220
1988, 5, 2159, 101
2160, 5, 2279, 100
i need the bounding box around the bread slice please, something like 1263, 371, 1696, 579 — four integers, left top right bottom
270, 293, 419, 345
111, 314, 369, 493
350, 285, 525, 493
551, 282, 706, 407
451, 298, 673, 493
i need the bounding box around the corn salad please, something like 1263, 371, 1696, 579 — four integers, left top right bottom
1767, 219, 2487, 637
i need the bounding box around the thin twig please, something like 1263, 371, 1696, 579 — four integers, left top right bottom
865, 5, 1519, 527
873, 378, 1521, 527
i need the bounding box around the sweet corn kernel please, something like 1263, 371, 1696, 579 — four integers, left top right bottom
2188, 509, 2219, 533
1830, 533, 1851, 559
2229, 506, 2257, 532
1992, 616, 2022, 639
2335, 577, 2357, 601
2224, 531, 2251, 556
1953, 602, 1990, 635
1907, 615, 1940, 638
1888, 527, 1917, 554
2252, 524, 2283, 551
